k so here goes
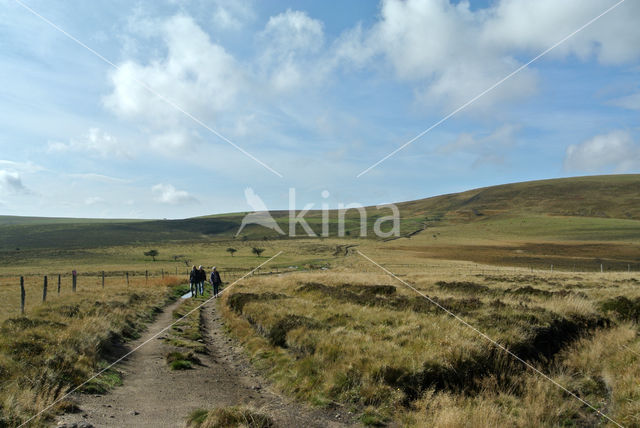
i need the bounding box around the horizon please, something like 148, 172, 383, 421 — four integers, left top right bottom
2, 1, 640, 219
0, 172, 634, 221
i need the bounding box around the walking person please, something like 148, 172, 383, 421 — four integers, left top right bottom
210, 266, 222, 297
189, 265, 197, 297
197, 265, 206, 296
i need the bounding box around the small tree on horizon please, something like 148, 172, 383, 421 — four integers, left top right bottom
144, 249, 159, 261
252, 247, 265, 257
226, 247, 237, 257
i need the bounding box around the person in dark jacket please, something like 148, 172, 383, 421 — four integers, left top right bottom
210, 266, 222, 297
189, 265, 197, 297
197, 265, 206, 296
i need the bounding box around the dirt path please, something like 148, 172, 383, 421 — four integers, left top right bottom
56, 298, 359, 428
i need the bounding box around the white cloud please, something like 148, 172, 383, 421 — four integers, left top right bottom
148, 129, 197, 154
0, 160, 44, 173
104, 14, 242, 129
483, 0, 640, 65
48, 128, 132, 159
152, 183, 197, 204
564, 130, 640, 172
85, 196, 104, 205
258, 10, 326, 92
332, 24, 375, 69
68, 173, 131, 183
0, 170, 30, 194
263, 9, 324, 53
212, 0, 256, 30
335, 0, 537, 109
438, 123, 520, 167
609, 92, 640, 110
334, 0, 640, 110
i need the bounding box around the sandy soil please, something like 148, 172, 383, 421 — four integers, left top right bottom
55, 298, 360, 427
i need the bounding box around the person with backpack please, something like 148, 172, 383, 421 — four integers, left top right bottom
210, 266, 222, 297
197, 265, 206, 296
189, 265, 197, 297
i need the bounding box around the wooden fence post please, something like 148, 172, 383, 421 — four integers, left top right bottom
72, 270, 77, 292
126, 272, 129, 286
42, 276, 47, 302
20, 276, 25, 315
102, 271, 105, 289
145, 270, 148, 283
57, 274, 61, 295
600, 264, 603, 273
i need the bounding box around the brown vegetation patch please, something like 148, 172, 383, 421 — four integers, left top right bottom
436, 281, 490, 294
227, 292, 288, 314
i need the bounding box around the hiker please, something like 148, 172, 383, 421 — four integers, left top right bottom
197, 265, 206, 296
210, 266, 222, 297
189, 265, 198, 297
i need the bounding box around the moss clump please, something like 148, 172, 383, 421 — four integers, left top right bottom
186, 406, 274, 428
166, 351, 200, 370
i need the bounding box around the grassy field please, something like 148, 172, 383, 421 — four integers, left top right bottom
0, 274, 185, 426
2, 174, 640, 426
0, 238, 352, 320
220, 263, 640, 426
0, 236, 352, 426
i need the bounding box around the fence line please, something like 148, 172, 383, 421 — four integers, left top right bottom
4, 265, 301, 317
4, 261, 635, 317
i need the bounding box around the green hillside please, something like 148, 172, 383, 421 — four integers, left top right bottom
396, 174, 640, 221
1, 174, 639, 250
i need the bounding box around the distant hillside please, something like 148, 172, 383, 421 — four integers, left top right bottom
396, 174, 640, 222
0, 217, 242, 250
1, 174, 639, 250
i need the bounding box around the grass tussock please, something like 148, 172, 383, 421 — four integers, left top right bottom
166, 351, 200, 370
186, 406, 274, 428
165, 296, 207, 354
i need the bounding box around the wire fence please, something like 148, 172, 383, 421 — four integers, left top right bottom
2, 258, 635, 320
0, 265, 303, 320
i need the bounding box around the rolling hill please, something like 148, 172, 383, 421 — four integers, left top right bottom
1, 174, 639, 250
396, 174, 640, 221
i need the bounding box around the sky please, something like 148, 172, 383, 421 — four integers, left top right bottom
1, 0, 640, 219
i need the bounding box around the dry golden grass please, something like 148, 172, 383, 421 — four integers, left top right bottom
0, 275, 186, 426
2, 232, 640, 426
0, 273, 166, 322
220, 259, 640, 427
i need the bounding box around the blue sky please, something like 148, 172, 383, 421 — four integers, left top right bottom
1, 0, 639, 219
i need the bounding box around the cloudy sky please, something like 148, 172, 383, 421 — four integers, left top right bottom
1, 0, 640, 218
